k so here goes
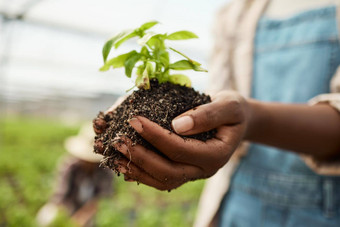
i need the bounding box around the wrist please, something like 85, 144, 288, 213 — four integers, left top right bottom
243, 99, 263, 141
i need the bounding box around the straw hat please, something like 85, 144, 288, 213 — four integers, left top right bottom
64, 123, 103, 163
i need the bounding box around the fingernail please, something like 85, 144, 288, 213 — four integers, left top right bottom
172, 116, 194, 134
128, 118, 143, 133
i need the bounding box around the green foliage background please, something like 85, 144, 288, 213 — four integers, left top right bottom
0, 117, 205, 227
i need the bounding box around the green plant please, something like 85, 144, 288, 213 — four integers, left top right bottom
100, 21, 207, 90
0, 117, 204, 226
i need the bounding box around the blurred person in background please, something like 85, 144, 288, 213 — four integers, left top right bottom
105, 0, 340, 226
36, 124, 113, 227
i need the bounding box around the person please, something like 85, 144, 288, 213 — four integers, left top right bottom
106, 0, 340, 226
36, 123, 113, 227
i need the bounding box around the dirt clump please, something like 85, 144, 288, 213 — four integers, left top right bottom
93, 79, 216, 172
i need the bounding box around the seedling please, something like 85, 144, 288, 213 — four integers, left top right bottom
100, 21, 207, 90
93, 21, 215, 174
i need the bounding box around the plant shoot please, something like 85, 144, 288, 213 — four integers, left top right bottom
100, 21, 207, 90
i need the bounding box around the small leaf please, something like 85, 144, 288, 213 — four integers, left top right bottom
139, 21, 159, 32
114, 30, 137, 49
140, 46, 150, 58
142, 68, 151, 89
169, 47, 202, 66
138, 32, 157, 46
169, 60, 193, 70
102, 33, 124, 62
145, 62, 154, 75
100, 51, 136, 71
159, 51, 169, 68
99, 62, 111, 71
167, 31, 198, 40
102, 39, 114, 63
136, 63, 152, 89
102, 30, 137, 62
192, 64, 208, 72
146, 34, 166, 49
170, 60, 208, 72
124, 52, 141, 78
136, 64, 145, 77
135, 74, 143, 88
169, 74, 191, 87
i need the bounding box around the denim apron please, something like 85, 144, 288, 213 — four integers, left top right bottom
219, 6, 340, 227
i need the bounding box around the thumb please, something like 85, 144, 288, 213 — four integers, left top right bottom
171, 91, 245, 135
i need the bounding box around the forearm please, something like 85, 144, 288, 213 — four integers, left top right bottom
245, 100, 340, 160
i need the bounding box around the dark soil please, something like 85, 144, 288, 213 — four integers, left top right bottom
93, 79, 216, 171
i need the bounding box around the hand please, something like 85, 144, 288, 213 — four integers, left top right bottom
93, 96, 127, 135
114, 91, 249, 191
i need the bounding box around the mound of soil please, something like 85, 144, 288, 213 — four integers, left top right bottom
93, 79, 216, 171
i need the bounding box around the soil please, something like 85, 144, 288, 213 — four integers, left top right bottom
93, 79, 216, 171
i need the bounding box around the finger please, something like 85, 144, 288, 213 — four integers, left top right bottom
171, 91, 245, 135
93, 117, 107, 134
93, 96, 127, 135
128, 116, 235, 169
115, 157, 184, 191
114, 139, 206, 183
214, 123, 245, 152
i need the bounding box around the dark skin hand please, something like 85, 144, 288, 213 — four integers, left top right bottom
109, 91, 340, 191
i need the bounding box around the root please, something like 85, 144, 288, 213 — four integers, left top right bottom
125, 141, 132, 173
163, 110, 168, 122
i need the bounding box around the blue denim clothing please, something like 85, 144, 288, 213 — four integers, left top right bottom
220, 6, 340, 227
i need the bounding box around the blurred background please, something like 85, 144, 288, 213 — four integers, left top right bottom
0, 0, 228, 226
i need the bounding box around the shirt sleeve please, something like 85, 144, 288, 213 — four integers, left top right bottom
302, 66, 340, 175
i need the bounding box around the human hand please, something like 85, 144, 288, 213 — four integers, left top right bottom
113, 91, 249, 191
93, 96, 127, 135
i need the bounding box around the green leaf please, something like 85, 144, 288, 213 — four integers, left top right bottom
159, 51, 169, 68
100, 51, 137, 71
99, 62, 112, 71
102, 34, 123, 62
139, 21, 159, 32
145, 61, 154, 75
114, 30, 138, 49
140, 46, 150, 58
167, 31, 198, 40
136, 62, 152, 89
146, 34, 166, 49
138, 32, 157, 46
124, 52, 141, 78
135, 74, 144, 88
169, 47, 202, 66
169, 74, 191, 87
102, 39, 114, 63
136, 64, 145, 77
192, 64, 208, 72
169, 60, 193, 70
170, 60, 208, 72
141, 68, 151, 90
102, 30, 137, 62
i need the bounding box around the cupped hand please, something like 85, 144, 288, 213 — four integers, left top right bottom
113, 91, 250, 191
